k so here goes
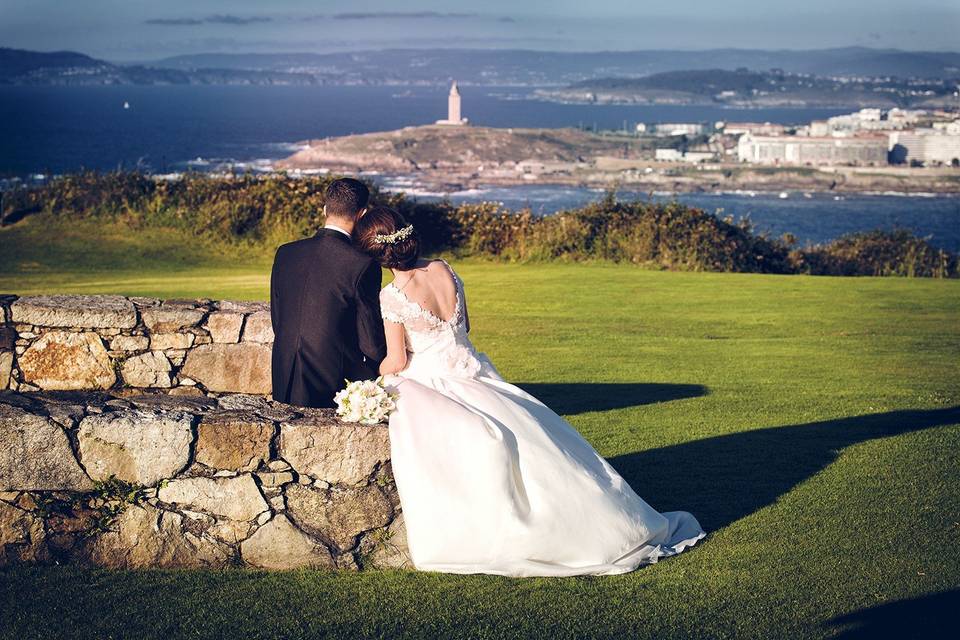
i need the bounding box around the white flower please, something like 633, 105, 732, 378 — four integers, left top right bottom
335, 378, 399, 424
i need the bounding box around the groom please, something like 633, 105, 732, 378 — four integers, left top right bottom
270, 178, 387, 408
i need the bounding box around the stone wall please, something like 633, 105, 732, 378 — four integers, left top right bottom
0, 391, 410, 570
0, 295, 412, 570
1, 294, 275, 395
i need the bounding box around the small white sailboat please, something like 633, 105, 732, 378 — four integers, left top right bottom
123, 101, 130, 110
778, 191, 789, 199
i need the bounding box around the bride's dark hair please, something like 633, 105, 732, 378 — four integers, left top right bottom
354, 205, 421, 270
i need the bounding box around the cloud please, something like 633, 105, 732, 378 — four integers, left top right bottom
333, 12, 478, 20
145, 15, 272, 27
206, 15, 272, 25
145, 18, 203, 26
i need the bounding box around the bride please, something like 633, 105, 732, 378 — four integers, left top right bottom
353, 206, 705, 577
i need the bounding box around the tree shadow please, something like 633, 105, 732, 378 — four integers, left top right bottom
515, 383, 708, 415
825, 589, 960, 638
608, 406, 960, 531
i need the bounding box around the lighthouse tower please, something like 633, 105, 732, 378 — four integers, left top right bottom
436, 81, 468, 126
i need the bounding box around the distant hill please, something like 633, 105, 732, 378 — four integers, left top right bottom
0, 47, 106, 81
0, 47, 318, 85
537, 68, 957, 108
150, 47, 960, 83
3, 46, 959, 87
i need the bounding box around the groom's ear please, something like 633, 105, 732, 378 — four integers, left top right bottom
357, 207, 368, 219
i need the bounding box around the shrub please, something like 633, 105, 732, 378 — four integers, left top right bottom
794, 229, 958, 278
6, 171, 957, 278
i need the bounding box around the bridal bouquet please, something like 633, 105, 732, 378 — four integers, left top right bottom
334, 377, 398, 425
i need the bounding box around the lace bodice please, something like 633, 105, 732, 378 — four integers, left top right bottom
380, 261, 489, 379
380, 262, 466, 335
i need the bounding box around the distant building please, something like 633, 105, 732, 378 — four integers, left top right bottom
932, 119, 960, 134
721, 122, 787, 136
435, 81, 469, 126
808, 121, 831, 137
655, 148, 717, 162
889, 127, 960, 165
819, 108, 927, 136
737, 133, 888, 165
682, 151, 717, 163
649, 123, 706, 136
655, 148, 683, 161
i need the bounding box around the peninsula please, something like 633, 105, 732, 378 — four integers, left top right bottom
278, 125, 960, 195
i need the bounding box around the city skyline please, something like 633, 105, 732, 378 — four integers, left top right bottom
1, 0, 959, 61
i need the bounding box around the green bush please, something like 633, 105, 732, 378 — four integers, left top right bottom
5, 171, 957, 278
793, 229, 958, 278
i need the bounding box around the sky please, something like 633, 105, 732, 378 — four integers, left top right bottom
1, 0, 958, 61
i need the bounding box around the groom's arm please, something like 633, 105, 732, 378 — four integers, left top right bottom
269, 248, 282, 335
356, 261, 387, 364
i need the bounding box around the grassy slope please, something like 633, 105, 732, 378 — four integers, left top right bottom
1, 218, 959, 639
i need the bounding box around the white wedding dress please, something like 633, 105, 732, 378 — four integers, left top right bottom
381, 261, 705, 577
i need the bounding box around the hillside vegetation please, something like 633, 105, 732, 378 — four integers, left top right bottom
2, 171, 956, 278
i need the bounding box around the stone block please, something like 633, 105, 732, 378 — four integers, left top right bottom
77, 410, 193, 485
256, 471, 294, 487
194, 411, 273, 472
240, 514, 334, 570
158, 475, 268, 522
109, 335, 149, 351
181, 343, 271, 394
0, 403, 92, 491
121, 351, 172, 388
17, 332, 115, 390
362, 512, 413, 569
149, 333, 195, 350
241, 311, 274, 343
10, 295, 137, 329
85, 504, 231, 569
0, 352, 11, 391
219, 300, 269, 314
205, 312, 244, 343
141, 307, 205, 333
286, 483, 393, 552
280, 412, 390, 486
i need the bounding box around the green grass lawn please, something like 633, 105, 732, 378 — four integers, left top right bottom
2, 217, 959, 639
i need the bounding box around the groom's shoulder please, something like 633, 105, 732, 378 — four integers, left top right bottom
274, 235, 371, 269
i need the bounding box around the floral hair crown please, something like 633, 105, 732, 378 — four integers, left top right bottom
372, 224, 415, 245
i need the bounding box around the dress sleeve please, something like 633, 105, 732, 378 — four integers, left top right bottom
379, 288, 406, 324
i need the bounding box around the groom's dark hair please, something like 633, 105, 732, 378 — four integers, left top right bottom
324, 178, 370, 221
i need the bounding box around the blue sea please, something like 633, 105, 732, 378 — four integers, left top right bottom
404, 184, 960, 251
2, 84, 958, 251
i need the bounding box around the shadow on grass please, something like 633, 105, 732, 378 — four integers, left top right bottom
609, 406, 960, 531
825, 588, 960, 638
516, 383, 708, 415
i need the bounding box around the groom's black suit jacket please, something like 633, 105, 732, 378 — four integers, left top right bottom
270, 228, 387, 408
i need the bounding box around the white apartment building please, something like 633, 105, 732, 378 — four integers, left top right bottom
889, 127, 960, 165
738, 133, 888, 165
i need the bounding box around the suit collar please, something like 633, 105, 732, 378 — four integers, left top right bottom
315, 227, 352, 244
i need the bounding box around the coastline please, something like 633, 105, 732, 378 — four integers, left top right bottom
278, 125, 960, 196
